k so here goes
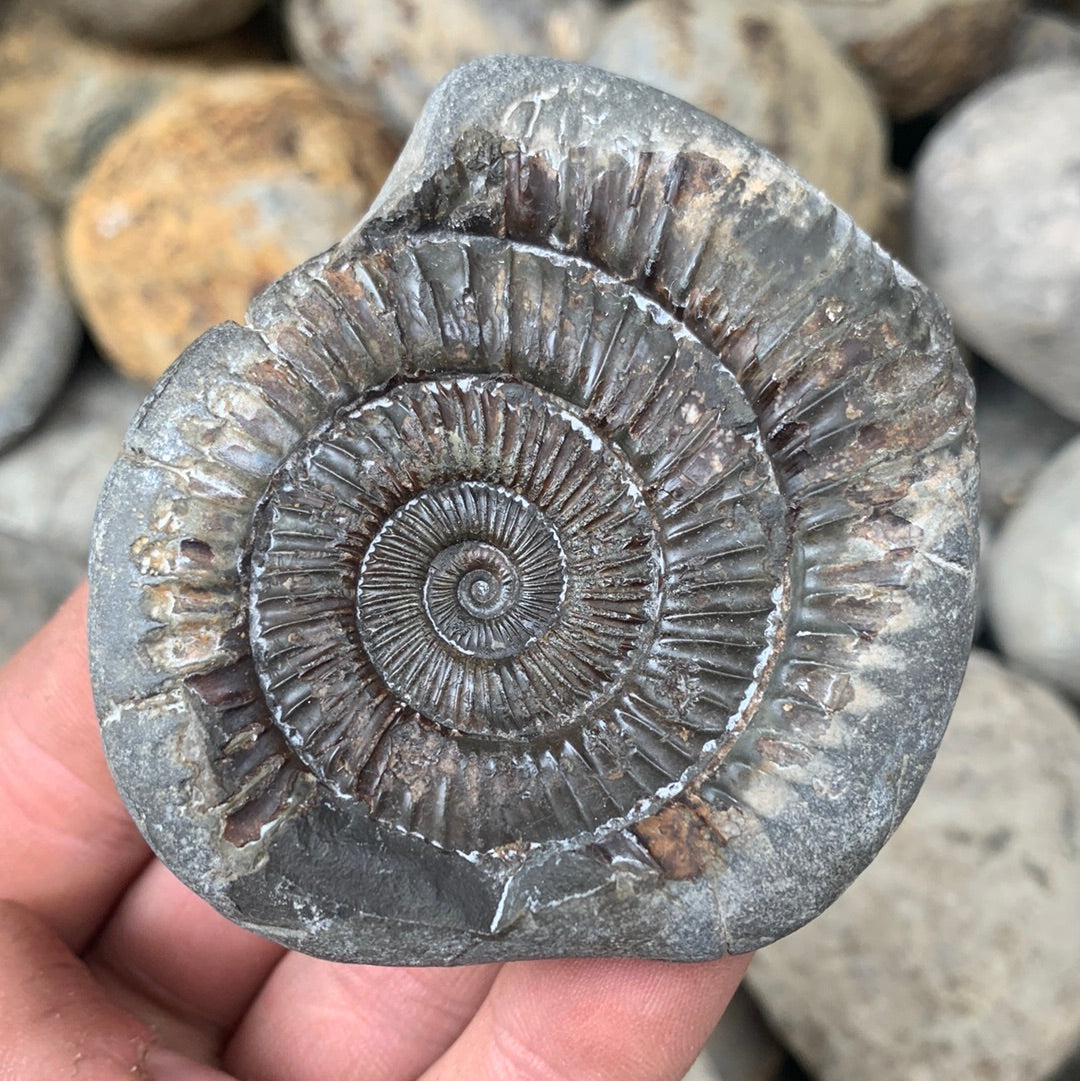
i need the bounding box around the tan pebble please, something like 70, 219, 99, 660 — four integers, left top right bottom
0, 5, 279, 210
800, 0, 1025, 118
587, 0, 888, 234
64, 69, 400, 382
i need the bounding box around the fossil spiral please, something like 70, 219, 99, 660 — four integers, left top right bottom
89, 56, 978, 964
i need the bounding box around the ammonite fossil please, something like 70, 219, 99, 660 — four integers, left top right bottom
89, 56, 978, 964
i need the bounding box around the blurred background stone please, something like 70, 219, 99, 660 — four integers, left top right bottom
799, 0, 1025, 118
1007, 7, 1080, 68
64, 68, 399, 382
748, 649, 1080, 1081
975, 365, 1078, 528
912, 63, 1080, 421
51, 0, 266, 48
286, 0, 600, 137
0, 352, 145, 664
586, 0, 888, 234
0, 174, 80, 451
988, 436, 1080, 699
0, 5, 282, 211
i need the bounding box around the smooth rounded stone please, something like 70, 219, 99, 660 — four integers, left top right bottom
88, 56, 977, 965
0, 175, 80, 451
800, 0, 1025, 118
748, 648, 1080, 1081
586, 0, 888, 234
0, 354, 146, 664
975, 365, 1078, 527
0, 6, 279, 210
1006, 8, 1080, 68
53, 0, 265, 47
286, 0, 601, 136
64, 69, 399, 382
987, 436, 1080, 698
912, 64, 1080, 421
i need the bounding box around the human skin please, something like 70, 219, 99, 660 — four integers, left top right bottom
0, 584, 748, 1081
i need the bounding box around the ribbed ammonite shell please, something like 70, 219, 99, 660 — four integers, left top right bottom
89, 56, 978, 964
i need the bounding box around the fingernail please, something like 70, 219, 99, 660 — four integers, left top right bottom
145, 1047, 240, 1081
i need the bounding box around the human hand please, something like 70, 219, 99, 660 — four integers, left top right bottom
0, 584, 749, 1081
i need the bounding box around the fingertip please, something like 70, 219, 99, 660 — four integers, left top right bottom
145, 1048, 241, 1081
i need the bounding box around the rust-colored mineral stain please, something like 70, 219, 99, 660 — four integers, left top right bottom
634, 797, 724, 880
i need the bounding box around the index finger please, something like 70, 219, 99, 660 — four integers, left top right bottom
0, 584, 149, 949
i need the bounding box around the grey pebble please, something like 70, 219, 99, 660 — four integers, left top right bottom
0, 354, 146, 663
975, 365, 1078, 528
1007, 8, 1080, 69
912, 64, 1080, 421
748, 648, 1080, 1081
585, 0, 888, 234
286, 0, 601, 136
0, 174, 80, 452
53, 0, 266, 47
987, 436, 1080, 699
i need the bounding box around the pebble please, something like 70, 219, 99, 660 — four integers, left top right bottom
799, 0, 1025, 117
64, 68, 399, 382
911, 64, 1080, 421
987, 436, 1080, 699
0, 353, 146, 664
585, 0, 888, 235
1006, 8, 1080, 69
0, 6, 278, 210
975, 365, 1078, 528
52, 0, 266, 48
0, 175, 80, 452
747, 648, 1080, 1081
286, 0, 601, 137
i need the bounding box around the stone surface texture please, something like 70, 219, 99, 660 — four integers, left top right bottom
64, 68, 399, 382
748, 649, 1080, 1081
987, 436, 1080, 699
912, 63, 1080, 421
0, 355, 146, 663
586, 0, 888, 234
0, 5, 278, 210
975, 365, 1078, 528
53, 0, 265, 47
0, 174, 80, 451
286, 0, 601, 136
88, 57, 977, 965
800, 0, 1025, 117
1006, 8, 1080, 69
